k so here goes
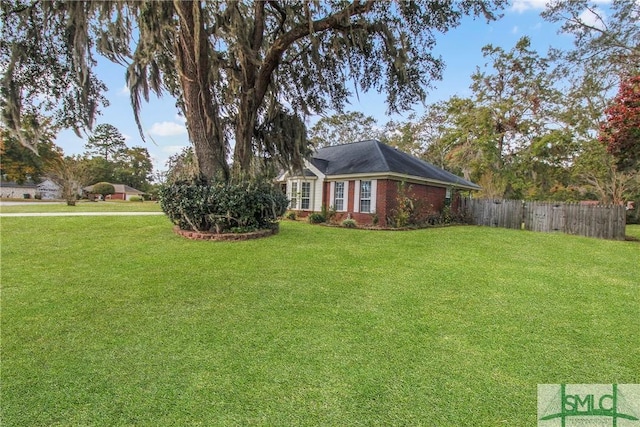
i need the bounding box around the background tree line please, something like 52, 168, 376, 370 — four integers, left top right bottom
1, 0, 638, 215
308, 1, 640, 204
1, 121, 154, 197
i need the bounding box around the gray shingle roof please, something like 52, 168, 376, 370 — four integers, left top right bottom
309, 140, 480, 190
84, 183, 145, 194
0, 181, 37, 188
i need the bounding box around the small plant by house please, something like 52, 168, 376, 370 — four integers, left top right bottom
389, 181, 416, 227
341, 218, 357, 228
321, 205, 337, 224
308, 212, 326, 224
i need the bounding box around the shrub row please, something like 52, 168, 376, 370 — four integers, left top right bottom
159, 178, 288, 234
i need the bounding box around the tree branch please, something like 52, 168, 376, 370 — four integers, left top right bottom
0, 0, 40, 20
255, 0, 375, 105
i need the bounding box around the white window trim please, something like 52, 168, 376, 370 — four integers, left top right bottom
300, 181, 311, 210
344, 181, 349, 212
330, 181, 348, 212
354, 179, 377, 214
329, 182, 335, 210
370, 180, 377, 213
288, 179, 317, 210
289, 181, 298, 210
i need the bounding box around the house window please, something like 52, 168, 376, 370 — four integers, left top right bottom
290, 181, 298, 209
301, 182, 311, 210
334, 182, 345, 211
360, 180, 372, 213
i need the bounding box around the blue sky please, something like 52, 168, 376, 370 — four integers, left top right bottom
53, 0, 607, 172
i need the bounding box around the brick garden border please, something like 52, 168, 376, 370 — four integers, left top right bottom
173, 224, 279, 241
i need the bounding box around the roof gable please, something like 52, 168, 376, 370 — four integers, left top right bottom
311, 140, 480, 190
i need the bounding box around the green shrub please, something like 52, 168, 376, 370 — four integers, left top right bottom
390, 181, 415, 227
342, 218, 357, 228
92, 182, 115, 197
308, 212, 326, 224
129, 196, 143, 202
159, 178, 288, 233
371, 213, 379, 226
286, 211, 297, 220
321, 205, 337, 223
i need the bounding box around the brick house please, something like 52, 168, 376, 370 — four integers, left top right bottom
278, 140, 480, 227
83, 183, 145, 201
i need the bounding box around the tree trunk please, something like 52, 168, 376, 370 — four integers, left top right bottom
234, 101, 257, 178
174, 1, 229, 181
231, 0, 376, 178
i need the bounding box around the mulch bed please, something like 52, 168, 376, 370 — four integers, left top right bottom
173, 225, 279, 241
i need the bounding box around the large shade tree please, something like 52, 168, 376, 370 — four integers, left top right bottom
1, 0, 505, 182
308, 111, 380, 148
0, 117, 62, 183
84, 123, 127, 161
599, 75, 640, 173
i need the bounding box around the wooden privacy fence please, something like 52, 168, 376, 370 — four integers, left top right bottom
460, 198, 626, 240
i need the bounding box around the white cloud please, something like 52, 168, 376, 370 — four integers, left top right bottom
512, 25, 519, 34
174, 114, 186, 123
118, 85, 129, 96
511, 0, 548, 13
148, 121, 187, 137
162, 145, 188, 154
577, 7, 607, 31
151, 145, 189, 172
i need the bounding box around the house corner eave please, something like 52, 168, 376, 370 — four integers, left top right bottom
277, 160, 326, 182
304, 159, 326, 180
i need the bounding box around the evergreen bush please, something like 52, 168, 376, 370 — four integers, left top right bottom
92, 182, 116, 197
159, 178, 288, 233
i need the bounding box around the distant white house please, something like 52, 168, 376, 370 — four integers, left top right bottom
36, 179, 62, 199
0, 181, 38, 199
0, 179, 63, 199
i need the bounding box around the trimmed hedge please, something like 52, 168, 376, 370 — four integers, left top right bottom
159, 178, 288, 234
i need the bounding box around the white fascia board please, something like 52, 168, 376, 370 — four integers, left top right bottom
325, 172, 479, 191
276, 170, 289, 181
280, 160, 326, 181
303, 159, 326, 180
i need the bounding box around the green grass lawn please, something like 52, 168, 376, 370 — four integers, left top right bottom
0, 200, 162, 213
1, 218, 638, 426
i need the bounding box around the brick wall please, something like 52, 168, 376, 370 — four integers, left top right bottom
380, 180, 446, 226
324, 179, 448, 227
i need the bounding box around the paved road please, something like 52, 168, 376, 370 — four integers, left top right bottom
0, 212, 164, 217
0, 201, 69, 206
